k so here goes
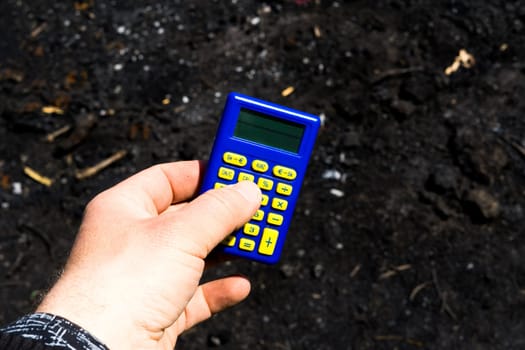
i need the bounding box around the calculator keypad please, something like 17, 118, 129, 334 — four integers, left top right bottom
215, 151, 296, 257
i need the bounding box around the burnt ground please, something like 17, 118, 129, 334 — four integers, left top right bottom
1, 1, 525, 349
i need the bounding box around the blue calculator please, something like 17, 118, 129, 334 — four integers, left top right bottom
201, 92, 320, 264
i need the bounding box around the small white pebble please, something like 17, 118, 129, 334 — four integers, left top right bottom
250, 17, 260, 26
12, 182, 22, 195
329, 188, 344, 198
319, 113, 326, 126
117, 25, 126, 34
157, 27, 165, 35
335, 242, 344, 250
466, 262, 474, 270
322, 169, 342, 180
214, 91, 222, 98
182, 96, 190, 104
1, 202, 9, 209
261, 5, 271, 13
113, 63, 124, 71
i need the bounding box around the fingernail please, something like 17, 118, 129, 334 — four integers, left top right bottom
232, 181, 262, 204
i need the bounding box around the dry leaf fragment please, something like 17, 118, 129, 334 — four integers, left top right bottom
74, 0, 93, 11
1, 174, 10, 190
395, 264, 412, 271
445, 49, 475, 75
30, 23, 47, 38
350, 264, 361, 278
313, 25, 321, 38
42, 106, 65, 115
0, 68, 24, 83
24, 166, 53, 187
45, 125, 72, 142
281, 86, 295, 97
379, 270, 397, 280
75, 150, 127, 180
409, 282, 431, 301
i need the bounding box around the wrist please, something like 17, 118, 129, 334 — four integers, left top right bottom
36, 276, 152, 350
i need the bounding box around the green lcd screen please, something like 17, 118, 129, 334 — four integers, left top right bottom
234, 108, 305, 153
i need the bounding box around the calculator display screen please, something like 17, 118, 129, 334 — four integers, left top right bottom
234, 108, 305, 153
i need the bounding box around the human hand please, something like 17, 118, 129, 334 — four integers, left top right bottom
36, 161, 262, 349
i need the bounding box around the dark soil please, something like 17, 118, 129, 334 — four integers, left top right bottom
1, 1, 525, 349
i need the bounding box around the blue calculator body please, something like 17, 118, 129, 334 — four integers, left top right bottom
201, 92, 320, 264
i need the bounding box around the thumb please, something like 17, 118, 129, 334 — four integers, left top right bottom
170, 181, 261, 258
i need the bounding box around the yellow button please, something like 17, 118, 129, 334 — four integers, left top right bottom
239, 238, 256, 251
257, 177, 274, 191
214, 182, 227, 189
258, 228, 279, 256
273, 165, 296, 180
243, 223, 260, 236
272, 198, 288, 211
261, 194, 269, 206
218, 167, 235, 181
238, 172, 255, 182
252, 209, 265, 221
221, 235, 236, 247
276, 183, 293, 196
252, 160, 269, 173
267, 213, 284, 226
223, 152, 247, 167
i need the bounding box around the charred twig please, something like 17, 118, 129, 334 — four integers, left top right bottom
45, 125, 72, 142
409, 281, 431, 301
55, 113, 97, 155
0, 281, 26, 288
350, 264, 361, 278
511, 141, 525, 158
371, 66, 424, 84
75, 150, 127, 180
30, 22, 48, 38
432, 269, 457, 320
498, 135, 525, 161
379, 264, 412, 280
374, 335, 424, 348
7, 252, 25, 276
18, 223, 53, 258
